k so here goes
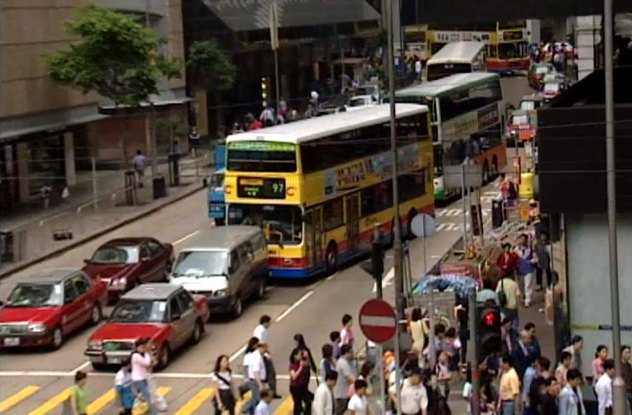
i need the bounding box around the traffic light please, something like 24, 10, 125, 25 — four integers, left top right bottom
477, 305, 501, 362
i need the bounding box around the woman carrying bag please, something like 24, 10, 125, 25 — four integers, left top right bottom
212, 354, 238, 415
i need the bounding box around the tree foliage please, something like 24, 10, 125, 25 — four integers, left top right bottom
44, 4, 182, 107
187, 40, 237, 91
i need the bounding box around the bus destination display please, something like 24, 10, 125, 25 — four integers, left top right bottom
237, 177, 286, 199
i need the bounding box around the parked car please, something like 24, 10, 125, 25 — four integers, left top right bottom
85, 283, 209, 370
169, 226, 268, 317
83, 238, 174, 302
528, 63, 554, 90
0, 268, 107, 349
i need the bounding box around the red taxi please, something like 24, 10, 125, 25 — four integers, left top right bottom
541, 80, 566, 103
82, 238, 174, 302
506, 110, 535, 146
0, 269, 107, 349
85, 283, 209, 370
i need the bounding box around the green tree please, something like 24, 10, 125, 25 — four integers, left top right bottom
187, 40, 236, 91
44, 4, 181, 107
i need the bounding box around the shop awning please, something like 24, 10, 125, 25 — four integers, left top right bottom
202, 0, 380, 32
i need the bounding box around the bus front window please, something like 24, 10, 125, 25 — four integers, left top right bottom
228, 204, 302, 245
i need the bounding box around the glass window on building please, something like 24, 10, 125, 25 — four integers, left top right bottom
27, 135, 65, 198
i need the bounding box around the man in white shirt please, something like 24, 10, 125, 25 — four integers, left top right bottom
399, 369, 428, 415
254, 389, 273, 415
314, 371, 338, 415
333, 345, 356, 415
348, 379, 369, 415
595, 359, 615, 415
253, 315, 271, 343
246, 341, 268, 404
253, 315, 280, 398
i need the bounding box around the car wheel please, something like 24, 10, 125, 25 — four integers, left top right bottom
50, 326, 64, 350
325, 242, 338, 275
157, 344, 170, 370
256, 280, 266, 300
232, 298, 243, 318
191, 320, 203, 344
89, 304, 102, 326
91, 362, 107, 371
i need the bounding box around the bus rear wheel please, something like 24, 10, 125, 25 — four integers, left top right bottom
325, 242, 338, 275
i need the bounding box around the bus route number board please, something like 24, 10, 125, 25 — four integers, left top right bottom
237, 177, 286, 199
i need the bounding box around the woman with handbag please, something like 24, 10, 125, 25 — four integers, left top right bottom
212, 355, 238, 415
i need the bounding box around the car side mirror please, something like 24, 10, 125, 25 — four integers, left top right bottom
172, 313, 181, 321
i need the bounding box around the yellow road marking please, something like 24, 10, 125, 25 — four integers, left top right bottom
27, 388, 71, 415
235, 390, 252, 414
86, 389, 115, 415
274, 396, 294, 415
158, 386, 171, 396
174, 387, 215, 415
0, 385, 40, 413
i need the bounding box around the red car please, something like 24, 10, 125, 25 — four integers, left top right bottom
85, 283, 209, 370
0, 268, 107, 349
83, 238, 174, 302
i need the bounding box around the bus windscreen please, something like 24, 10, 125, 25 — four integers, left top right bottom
227, 141, 297, 173
426, 63, 473, 81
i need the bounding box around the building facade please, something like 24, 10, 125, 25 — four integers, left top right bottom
0, 0, 188, 212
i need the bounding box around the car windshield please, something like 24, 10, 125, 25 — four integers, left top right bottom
535, 66, 550, 74
6, 283, 63, 307
228, 204, 302, 245
511, 115, 529, 125
172, 251, 228, 278
109, 299, 167, 323
519, 100, 536, 111
544, 83, 560, 93
91, 246, 139, 264
209, 172, 224, 189
348, 97, 369, 107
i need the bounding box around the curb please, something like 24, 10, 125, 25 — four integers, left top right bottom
0, 185, 205, 280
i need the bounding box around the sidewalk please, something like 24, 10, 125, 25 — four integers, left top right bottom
0, 152, 215, 278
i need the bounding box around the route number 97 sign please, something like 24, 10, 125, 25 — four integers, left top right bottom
237, 177, 286, 199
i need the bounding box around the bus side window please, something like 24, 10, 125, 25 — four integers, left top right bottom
323, 198, 344, 231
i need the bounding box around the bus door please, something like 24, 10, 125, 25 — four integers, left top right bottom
345, 193, 361, 251
304, 207, 324, 268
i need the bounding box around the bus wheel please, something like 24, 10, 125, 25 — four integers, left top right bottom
482, 161, 490, 184
325, 242, 338, 275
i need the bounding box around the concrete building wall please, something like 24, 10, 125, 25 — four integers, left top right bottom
565, 214, 632, 377
574, 15, 601, 81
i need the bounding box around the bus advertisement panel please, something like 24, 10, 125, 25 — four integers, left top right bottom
394, 73, 507, 202
224, 105, 434, 279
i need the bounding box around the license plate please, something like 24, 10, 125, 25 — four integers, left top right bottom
3, 337, 19, 346
108, 357, 121, 364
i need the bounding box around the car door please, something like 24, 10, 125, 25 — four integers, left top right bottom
138, 243, 155, 283
240, 242, 257, 296
71, 274, 94, 327
147, 239, 168, 281
167, 295, 186, 349
175, 290, 196, 343
61, 280, 81, 333
228, 249, 241, 300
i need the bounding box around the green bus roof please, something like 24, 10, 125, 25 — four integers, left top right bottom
395, 72, 500, 99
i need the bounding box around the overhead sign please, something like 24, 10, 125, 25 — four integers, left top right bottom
443, 164, 483, 189
359, 299, 397, 343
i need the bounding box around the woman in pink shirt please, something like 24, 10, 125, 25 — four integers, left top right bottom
340, 314, 355, 347
592, 344, 608, 382
131, 338, 157, 415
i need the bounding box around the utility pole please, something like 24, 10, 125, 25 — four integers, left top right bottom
603, 0, 626, 412
145, 0, 157, 179
386, 0, 404, 412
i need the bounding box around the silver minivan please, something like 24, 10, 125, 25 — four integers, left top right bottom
169, 226, 268, 317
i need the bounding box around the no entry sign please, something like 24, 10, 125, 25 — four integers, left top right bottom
358, 299, 397, 344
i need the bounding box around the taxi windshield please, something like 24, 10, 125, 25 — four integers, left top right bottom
535, 65, 550, 74
511, 115, 529, 125
109, 300, 167, 323
6, 283, 63, 307
544, 83, 560, 93
91, 246, 139, 264
519, 100, 536, 111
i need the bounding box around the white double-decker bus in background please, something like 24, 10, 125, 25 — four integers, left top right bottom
425, 41, 488, 82
394, 72, 507, 202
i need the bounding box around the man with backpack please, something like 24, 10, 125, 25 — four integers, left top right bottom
496, 272, 521, 331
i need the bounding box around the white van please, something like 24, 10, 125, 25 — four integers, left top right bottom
169, 226, 268, 317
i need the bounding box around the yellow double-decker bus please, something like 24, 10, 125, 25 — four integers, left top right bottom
488, 21, 530, 72
224, 104, 434, 279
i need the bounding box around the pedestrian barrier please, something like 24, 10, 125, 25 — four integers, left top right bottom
1, 383, 303, 415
